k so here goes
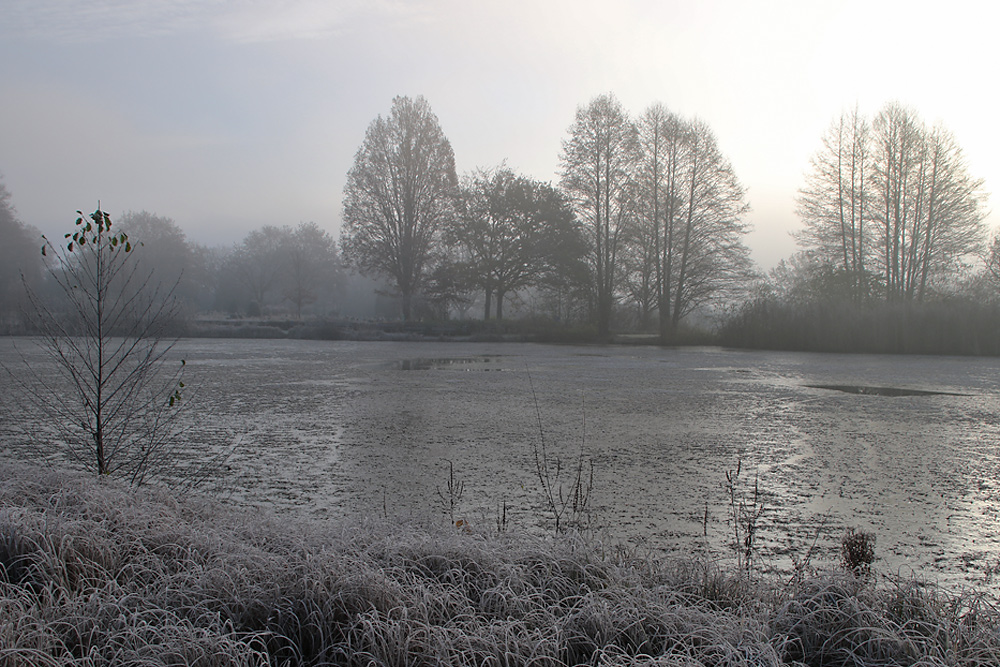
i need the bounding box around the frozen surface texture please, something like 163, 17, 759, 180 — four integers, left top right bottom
4, 338, 1000, 587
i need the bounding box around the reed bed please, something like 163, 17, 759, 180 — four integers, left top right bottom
1, 463, 998, 666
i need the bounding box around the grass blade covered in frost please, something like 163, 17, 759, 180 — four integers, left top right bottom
1, 462, 999, 666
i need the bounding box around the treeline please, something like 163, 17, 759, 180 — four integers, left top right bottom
340, 95, 754, 339
720, 102, 998, 355
337, 95, 997, 351
0, 94, 757, 338
718, 243, 1000, 356
2, 96, 997, 353
0, 196, 348, 332
719, 294, 1000, 356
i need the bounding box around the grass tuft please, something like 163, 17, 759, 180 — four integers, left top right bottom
2, 462, 999, 666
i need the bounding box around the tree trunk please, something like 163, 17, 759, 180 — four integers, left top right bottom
672, 145, 698, 332
596, 291, 611, 339
658, 154, 677, 344
401, 291, 412, 321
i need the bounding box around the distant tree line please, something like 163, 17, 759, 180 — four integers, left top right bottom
340, 94, 754, 341
0, 180, 42, 331
1, 96, 995, 353
0, 190, 347, 332
719, 102, 995, 354
795, 103, 986, 303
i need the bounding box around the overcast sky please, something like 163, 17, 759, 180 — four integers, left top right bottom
2, 0, 998, 270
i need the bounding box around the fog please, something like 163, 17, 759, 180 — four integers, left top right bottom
4, 1, 1000, 611
2, 1, 998, 273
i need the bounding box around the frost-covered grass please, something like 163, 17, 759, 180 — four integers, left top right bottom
2, 463, 999, 666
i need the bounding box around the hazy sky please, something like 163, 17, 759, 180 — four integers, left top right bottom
2, 0, 998, 269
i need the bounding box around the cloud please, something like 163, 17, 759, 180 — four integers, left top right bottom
3, 0, 429, 44
214, 0, 366, 43
3, 0, 227, 41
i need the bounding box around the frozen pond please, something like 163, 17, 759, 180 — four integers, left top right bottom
4, 338, 1000, 589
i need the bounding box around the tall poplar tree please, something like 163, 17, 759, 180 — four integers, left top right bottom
796, 108, 873, 302
560, 94, 639, 338
340, 96, 458, 320
633, 106, 752, 339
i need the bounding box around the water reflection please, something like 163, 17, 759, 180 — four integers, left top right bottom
806, 384, 967, 397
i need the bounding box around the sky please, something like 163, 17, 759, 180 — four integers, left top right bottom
2, 0, 998, 270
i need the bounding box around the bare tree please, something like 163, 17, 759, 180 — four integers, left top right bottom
118, 210, 205, 315
282, 222, 341, 319
229, 225, 288, 316
871, 103, 926, 300
911, 126, 988, 299
665, 119, 752, 332
876, 112, 986, 300
560, 94, 640, 338
449, 167, 581, 320
633, 106, 753, 339
620, 217, 659, 329
18, 206, 185, 484
341, 96, 458, 320
635, 104, 686, 336
0, 177, 42, 330
798, 103, 987, 302
985, 234, 1000, 285
796, 108, 874, 302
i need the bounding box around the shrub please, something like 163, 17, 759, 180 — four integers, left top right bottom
841, 527, 876, 577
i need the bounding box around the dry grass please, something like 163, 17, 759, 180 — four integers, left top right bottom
1, 463, 998, 666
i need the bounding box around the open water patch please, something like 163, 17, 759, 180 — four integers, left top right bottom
393, 356, 507, 371
805, 384, 967, 397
